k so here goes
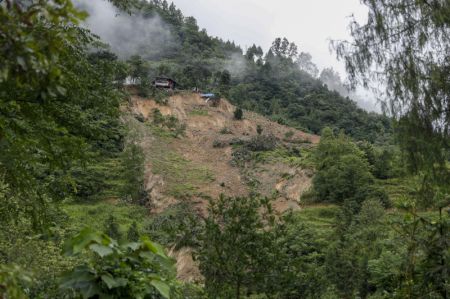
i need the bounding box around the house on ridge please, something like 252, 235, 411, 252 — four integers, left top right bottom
153, 76, 177, 90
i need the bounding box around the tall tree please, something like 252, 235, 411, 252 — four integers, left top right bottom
297, 52, 319, 77
0, 1, 123, 228
334, 1, 450, 297
332, 0, 450, 189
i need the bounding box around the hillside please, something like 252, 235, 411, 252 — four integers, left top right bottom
127, 91, 319, 215
82, 0, 392, 143
2, 1, 448, 298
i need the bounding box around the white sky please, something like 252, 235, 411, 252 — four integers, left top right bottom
172, 0, 368, 76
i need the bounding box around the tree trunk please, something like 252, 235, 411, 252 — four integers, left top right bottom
236, 279, 241, 299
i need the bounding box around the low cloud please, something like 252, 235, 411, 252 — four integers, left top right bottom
75, 0, 178, 59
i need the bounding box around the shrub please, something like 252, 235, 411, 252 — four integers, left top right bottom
135, 113, 145, 123
127, 221, 140, 242
246, 135, 277, 152
231, 147, 252, 167
274, 116, 287, 125
152, 109, 186, 137
234, 107, 243, 120
229, 138, 245, 146
284, 130, 294, 139
103, 215, 122, 240
145, 203, 201, 249
256, 124, 263, 135
367, 187, 391, 208
61, 228, 179, 298
138, 79, 152, 98
219, 127, 232, 134
212, 139, 228, 148
152, 108, 165, 125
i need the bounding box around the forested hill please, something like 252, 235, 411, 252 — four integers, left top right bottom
89, 0, 392, 143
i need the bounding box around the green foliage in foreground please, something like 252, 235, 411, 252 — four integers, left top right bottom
0, 264, 34, 299
61, 228, 178, 299
197, 195, 325, 299
0, 0, 126, 229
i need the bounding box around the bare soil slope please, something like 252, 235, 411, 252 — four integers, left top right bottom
126, 92, 319, 281
128, 92, 318, 214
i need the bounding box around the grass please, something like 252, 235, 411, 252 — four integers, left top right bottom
146, 124, 215, 199
376, 176, 421, 205
189, 108, 209, 116
152, 150, 215, 199
294, 204, 338, 236
61, 201, 149, 235
254, 146, 315, 169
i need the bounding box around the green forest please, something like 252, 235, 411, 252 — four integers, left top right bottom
0, 0, 448, 298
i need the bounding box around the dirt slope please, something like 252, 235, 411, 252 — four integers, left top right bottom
128, 92, 318, 213
126, 92, 319, 281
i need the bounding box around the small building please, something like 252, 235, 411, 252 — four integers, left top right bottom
153, 76, 177, 90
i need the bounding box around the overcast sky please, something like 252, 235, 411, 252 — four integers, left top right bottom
172, 0, 368, 77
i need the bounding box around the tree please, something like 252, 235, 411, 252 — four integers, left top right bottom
121, 142, 146, 204
234, 107, 243, 120
245, 44, 263, 61
326, 198, 387, 298
334, 2, 450, 297
297, 52, 319, 77
197, 195, 275, 299
0, 0, 123, 229
312, 128, 375, 204
270, 37, 298, 60
333, 0, 450, 189
319, 67, 348, 95
127, 55, 149, 83
313, 153, 374, 204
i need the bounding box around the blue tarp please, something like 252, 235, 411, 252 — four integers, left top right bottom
200, 93, 215, 98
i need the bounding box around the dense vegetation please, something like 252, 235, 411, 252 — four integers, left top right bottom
0, 0, 448, 299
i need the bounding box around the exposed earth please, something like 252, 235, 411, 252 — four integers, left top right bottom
126, 91, 319, 280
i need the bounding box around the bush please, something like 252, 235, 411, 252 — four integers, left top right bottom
138, 79, 152, 98
152, 109, 186, 137
61, 228, 179, 298
256, 124, 263, 135
219, 127, 233, 134
145, 203, 201, 250
367, 187, 391, 208
104, 215, 122, 240
152, 108, 165, 125
212, 139, 228, 148
246, 135, 277, 152
127, 221, 140, 242
231, 147, 252, 167
284, 130, 294, 139
234, 107, 243, 120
